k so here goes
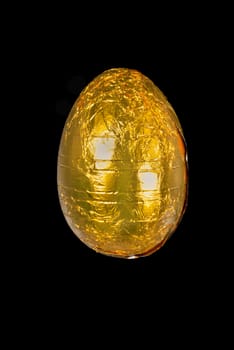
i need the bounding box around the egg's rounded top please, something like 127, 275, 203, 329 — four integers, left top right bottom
73, 68, 183, 135
57, 68, 188, 258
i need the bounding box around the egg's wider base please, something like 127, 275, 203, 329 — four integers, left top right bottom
57, 68, 188, 258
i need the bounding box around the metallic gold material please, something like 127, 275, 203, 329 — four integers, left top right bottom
57, 68, 188, 258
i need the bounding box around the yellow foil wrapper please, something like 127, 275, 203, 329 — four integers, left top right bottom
57, 68, 188, 258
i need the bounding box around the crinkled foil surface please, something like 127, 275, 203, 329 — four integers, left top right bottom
57, 68, 188, 258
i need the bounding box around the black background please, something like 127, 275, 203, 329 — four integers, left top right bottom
6, 5, 230, 345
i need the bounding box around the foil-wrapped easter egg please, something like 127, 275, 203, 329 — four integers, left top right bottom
57, 68, 188, 258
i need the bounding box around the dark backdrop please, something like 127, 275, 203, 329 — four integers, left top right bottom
7, 5, 229, 346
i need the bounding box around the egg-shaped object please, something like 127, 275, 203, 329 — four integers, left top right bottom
57, 68, 188, 258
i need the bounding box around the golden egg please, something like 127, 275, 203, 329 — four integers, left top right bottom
57, 68, 188, 258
